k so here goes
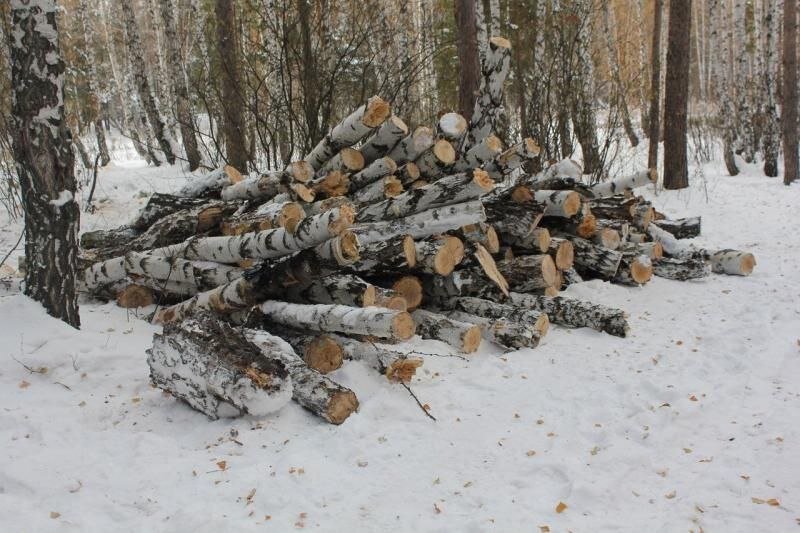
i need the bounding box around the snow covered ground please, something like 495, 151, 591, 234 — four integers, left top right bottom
1, 152, 799, 532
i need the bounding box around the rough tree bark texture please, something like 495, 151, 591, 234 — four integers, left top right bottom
663, 0, 692, 189
464, 36, 512, 150
10, 0, 81, 328
454, 0, 481, 119
215, 0, 249, 172
120, 1, 175, 164
77, 0, 110, 166
761, 0, 780, 178
159, 0, 201, 170
508, 292, 629, 338
647, 1, 663, 172
147, 315, 291, 419
783, 0, 798, 186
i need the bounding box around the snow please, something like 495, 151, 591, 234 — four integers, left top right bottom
1, 140, 799, 531
48, 189, 73, 207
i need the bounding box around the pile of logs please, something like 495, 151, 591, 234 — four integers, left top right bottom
79, 37, 755, 425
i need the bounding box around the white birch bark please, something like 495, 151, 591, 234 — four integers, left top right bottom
386, 126, 435, 165
348, 157, 398, 191
589, 169, 657, 198
508, 292, 629, 337
464, 36, 512, 150
258, 301, 415, 341
453, 134, 504, 172
359, 115, 408, 164
445, 310, 541, 350
411, 309, 482, 353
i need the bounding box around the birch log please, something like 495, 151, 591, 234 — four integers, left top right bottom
589, 169, 656, 198
351, 200, 487, 245
327, 333, 423, 383
221, 202, 305, 235
456, 222, 500, 254
356, 169, 494, 223
285, 273, 376, 308
482, 138, 540, 179
653, 257, 711, 280
453, 134, 503, 172
613, 254, 653, 286
177, 166, 243, 197
347, 235, 417, 272
508, 292, 629, 337
414, 139, 456, 179
244, 329, 358, 424
387, 126, 435, 165
436, 112, 468, 143
414, 235, 465, 276
258, 301, 415, 341
547, 237, 575, 270
220, 172, 314, 203
445, 310, 542, 350
147, 315, 292, 419
411, 309, 482, 353
647, 224, 756, 276
318, 147, 365, 175
152, 232, 360, 323
497, 254, 559, 291
351, 176, 403, 205
533, 190, 582, 217
305, 96, 390, 170
257, 326, 344, 374
396, 162, 421, 185
569, 237, 624, 279
654, 217, 701, 239
348, 156, 397, 191
359, 115, 408, 164
448, 296, 550, 336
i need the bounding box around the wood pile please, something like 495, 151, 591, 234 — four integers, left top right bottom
79, 36, 756, 424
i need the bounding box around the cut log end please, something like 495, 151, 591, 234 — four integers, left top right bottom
472, 169, 495, 192
329, 204, 356, 235
411, 180, 428, 189
304, 336, 345, 374
289, 160, 314, 183
224, 165, 244, 184
432, 139, 457, 164
402, 162, 420, 181
391, 312, 416, 341
281, 202, 306, 233
534, 314, 550, 337
327, 391, 359, 425
540, 254, 559, 288
363, 96, 391, 128
392, 276, 423, 310
434, 236, 465, 276
562, 191, 582, 217
292, 183, 316, 203
473, 243, 510, 295
384, 176, 404, 198
630, 257, 654, 284
438, 112, 468, 139
511, 185, 533, 203
596, 228, 621, 250
461, 325, 482, 353
532, 227, 551, 253
554, 239, 575, 270
377, 295, 407, 311
362, 285, 377, 307
524, 137, 541, 157
490, 35, 512, 49
117, 285, 154, 308
340, 147, 366, 171
486, 134, 503, 152
402, 235, 417, 268
543, 286, 560, 297
386, 357, 423, 384
576, 213, 597, 238
196, 206, 224, 232
335, 231, 361, 264
652, 242, 664, 259
740, 253, 756, 275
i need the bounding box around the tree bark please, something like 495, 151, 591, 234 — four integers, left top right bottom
326, 333, 423, 383
464, 36, 512, 150
387, 126, 435, 165
359, 115, 408, 164
120, 1, 176, 164
411, 309, 482, 353
147, 315, 291, 419
647, 0, 664, 171
653, 257, 711, 281
454, 0, 481, 119
783, 0, 799, 185
10, 0, 81, 328
445, 310, 541, 351
214, 0, 249, 171
77, 0, 110, 166
654, 217, 701, 239
507, 292, 629, 337
159, 0, 201, 170
663, 0, 692, 189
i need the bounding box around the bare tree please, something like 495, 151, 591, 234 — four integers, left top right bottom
663, 0, 692, 189
9, 0, 80, 327
77, 0, 111, 166
783, 0, 798, 185
762, 0, 780, 178
215, 0, 249, 172
454, 0, 481, 119
120, 0, 176, 164
159, 0, 201, 170
647, 0, 664, 171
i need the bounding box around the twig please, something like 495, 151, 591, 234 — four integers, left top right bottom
0, 229, 24, 271
84, 153, 101, 213
54, 381, 72, 391
401, 382, 436, 422
11, 355, 46, 374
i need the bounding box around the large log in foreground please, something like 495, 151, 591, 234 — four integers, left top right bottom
81, 51, 757, 424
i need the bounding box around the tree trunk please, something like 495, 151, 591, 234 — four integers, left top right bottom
159, 0, 201, 170
359, 116, 408, 164
77, 0, 110, 166
285, 273, 377, 308
147, 315, 291, 419
507, 292, 629, 338
653, 257, 711, 281
464, 36, 512, 150
10, 0, 81, 328
603, 2, 639, 147
120, 1, 176, 164
446, 310, 541, 351
654, 217, 702, 239
783, 0, 799, 185
326, 334, 423, 383
411, 309, 482, 353
244, 329, 359, 424
215, 0, 249, 172
387, 126, 435, 165
454, 0, 481, 120
647, 0, 664, 171
663, 0, 692, 189
497, 254, 559, 291
448, 296, 549, 337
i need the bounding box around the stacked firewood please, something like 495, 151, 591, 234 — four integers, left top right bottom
79, 37, 755, 424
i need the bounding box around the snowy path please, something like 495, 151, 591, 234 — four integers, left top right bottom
0, 162, 798, 531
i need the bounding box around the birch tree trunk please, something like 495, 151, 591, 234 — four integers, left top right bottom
454, 0, 481, 119
603, 2, 639, 147
77, 0, 110, 166
10, 0, 81, 328
159, 0, 201, 171
648, 0, 664, 171
760, 0, 780, 177
120, 0, 176, 164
